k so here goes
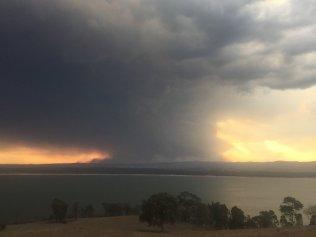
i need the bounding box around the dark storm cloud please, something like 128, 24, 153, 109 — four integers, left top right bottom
0, 0, 315, 161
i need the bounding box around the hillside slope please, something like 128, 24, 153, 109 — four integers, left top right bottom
1, 216, 316, 237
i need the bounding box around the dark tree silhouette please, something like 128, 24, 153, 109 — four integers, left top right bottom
229, 206, 245, 229
245, 215, 257, 228
193, 203, 211, 226
51, 198, 68, 223
251, 210, 279, 228
280, 215, 288, 227
209, 202, 229, 229
177, 191, 208, 225
280, 196, 303, 226
139, 192, 178, 231
177, 191, 201, 222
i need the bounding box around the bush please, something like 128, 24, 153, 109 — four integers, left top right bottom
51, 198, 68, 223
139, 192, 178, 231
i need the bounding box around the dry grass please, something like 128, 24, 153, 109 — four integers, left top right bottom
1, 216, 316, 237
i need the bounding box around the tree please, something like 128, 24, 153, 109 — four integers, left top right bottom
177, 191, 207, 225
177, 191, 201, 222
229, 206, 245, 229
51, 198, 68, 222
139, 193, 178, 231
192, 203, 211, 226
251, 210, 279, 228
209, 202, 229, 229
279, 196, 303, 226
245, 215, 257, 228
280, 215, 288, 227
177, 191, 201, 204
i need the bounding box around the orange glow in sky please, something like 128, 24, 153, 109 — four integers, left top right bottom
0, 144, 109, 164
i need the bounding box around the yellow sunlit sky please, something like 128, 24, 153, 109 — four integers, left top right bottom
215, 86, 316, 162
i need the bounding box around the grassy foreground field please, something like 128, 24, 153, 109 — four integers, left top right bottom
1, 216, 316, 237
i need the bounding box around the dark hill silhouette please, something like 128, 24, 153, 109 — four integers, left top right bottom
1, 161, 316, 177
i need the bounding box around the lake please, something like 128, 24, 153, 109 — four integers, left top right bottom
1, 174, 316, 224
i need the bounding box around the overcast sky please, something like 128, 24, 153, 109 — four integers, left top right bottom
1, 0, 316, 164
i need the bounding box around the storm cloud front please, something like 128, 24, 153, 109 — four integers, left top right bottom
1, 0, 316, 163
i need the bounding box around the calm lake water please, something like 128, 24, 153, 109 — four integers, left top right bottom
1, 174, 316, 223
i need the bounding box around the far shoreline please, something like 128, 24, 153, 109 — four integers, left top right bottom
2, 161, 316, 178
1, 171, 316, 179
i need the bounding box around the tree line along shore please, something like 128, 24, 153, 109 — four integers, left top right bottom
1, 191, 316, 232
